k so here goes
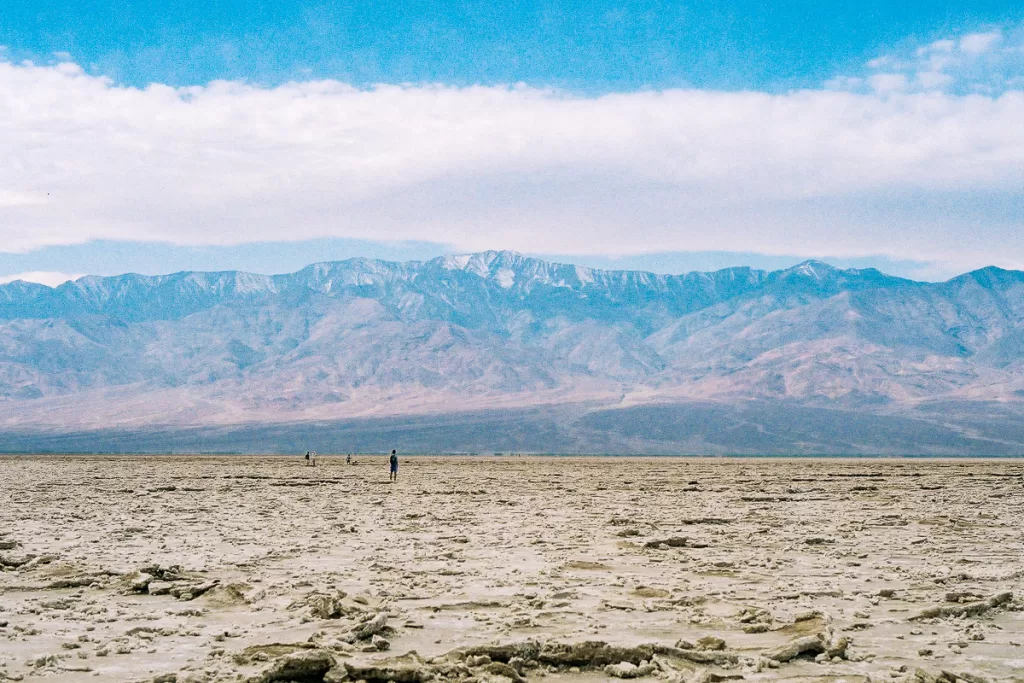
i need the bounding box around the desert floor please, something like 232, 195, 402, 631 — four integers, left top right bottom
0, 456, 1022, 683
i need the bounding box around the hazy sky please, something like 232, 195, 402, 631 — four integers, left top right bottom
1, 2, 1022, 284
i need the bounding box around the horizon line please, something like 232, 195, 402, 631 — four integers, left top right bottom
0, 250, 1015, 290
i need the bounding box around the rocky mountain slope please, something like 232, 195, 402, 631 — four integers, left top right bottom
1, 251, 1023, 453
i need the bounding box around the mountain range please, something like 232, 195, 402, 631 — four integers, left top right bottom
2, 251, 1023, 455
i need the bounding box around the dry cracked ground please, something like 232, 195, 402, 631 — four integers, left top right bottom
1, 456, 1022, 683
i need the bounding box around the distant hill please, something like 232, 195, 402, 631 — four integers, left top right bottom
1, 251, 1023, 454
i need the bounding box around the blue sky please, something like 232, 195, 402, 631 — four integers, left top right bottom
4, 1, 1020, 91
1, 2, 1023, 284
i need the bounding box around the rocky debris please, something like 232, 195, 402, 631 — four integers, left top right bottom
323, 669, 348, 683
910, 592, 1013, 621
45, 574, 102, 589
649, 654, 698, 683
538, 641, 655, 668
128, 573, 155, 593
306, 591, 372, 620
142, 579, 218, 601
955, 672, 993, 683
202, 582, 252, 607
457, 640, 661, 670
170, 581, 218, 600
335, 640, 738, 682
961, 622, 986, 642
643, 537, 709, 549
234, 643, 320, 666
764, 634, 826, 663
127, 566, 210, 597
4, 457, 1024, 683
0, 553, 36, 568
695, 636, 726, 651
0, 540, 20, 550
346, 612, 390, 643
343, 652, 435, 682
793, 610, 827, 624
826, 636, 850, 659
735, 607, 771, 625
248, 649, 336, 683
651, 645, 740, 667
24, 554, 59, 570
605, 660, 658, 678
465, 655, 492, 667
609, 517, 637, 526
912, 668, 993, 683
140, 565, 186, 581
736, 607, 773, 631
563, 560, 610, 570
456, 641, 541, 664
484, 661, 527, 683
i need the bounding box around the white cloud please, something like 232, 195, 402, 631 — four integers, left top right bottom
916, 71, 953, 89
0, 189, 48, 207
960, 31, 1002, 55
0, 58, 1022, 270
0, 272, 83, 287
920, 39, 955, 55
853, 24, 1023, 96
868, 73, 908, 94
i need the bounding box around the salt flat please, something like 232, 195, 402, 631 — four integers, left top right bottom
0, 456, 1022, 683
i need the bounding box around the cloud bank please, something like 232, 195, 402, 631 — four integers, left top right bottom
1, 26, 1023, 271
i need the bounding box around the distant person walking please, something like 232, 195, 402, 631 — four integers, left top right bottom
389, 449, 398, 481
346, 453, 352, 465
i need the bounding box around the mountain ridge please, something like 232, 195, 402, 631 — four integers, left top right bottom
1, 251, 1003, 318
1, 251, 1022, 454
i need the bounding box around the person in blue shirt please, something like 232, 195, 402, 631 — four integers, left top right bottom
389, 450, 398, 481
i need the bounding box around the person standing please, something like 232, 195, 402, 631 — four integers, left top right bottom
389, 449, 398, 481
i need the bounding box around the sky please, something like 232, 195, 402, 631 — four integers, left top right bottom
1, 1, 1023, 284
